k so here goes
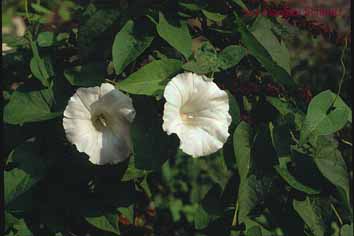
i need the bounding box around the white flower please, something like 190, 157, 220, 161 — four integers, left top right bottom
63, 83, 136, 165
162, 72, 231, 157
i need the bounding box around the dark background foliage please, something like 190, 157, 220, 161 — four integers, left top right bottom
2, 0, 352, 236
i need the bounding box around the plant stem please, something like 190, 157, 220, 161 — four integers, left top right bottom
232, 200, 239, 227
290, 130, 299, 144
340, 139, 353, 147
331, 203, 344, 226
24, 0, 31, 22
330, 36, 348, 108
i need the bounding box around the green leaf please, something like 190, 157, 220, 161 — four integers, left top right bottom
230, 0, 248, 10
4, 89, 60, 125
275, 167, 320, 195
341, 224, 353, 236
131, 96, 179, 170
218, 45, 247, 70
313, 136, 350, 207
31, 3, 52, 14
250, 16, 291, 74
10, 216, 32, 236
293, 197, 332, 236
194, 205, 210, 230
85, 214, 119, 235
5, 211, 17, 232
266, 97, 304, 129
37, 31, 55, 47
118, 205, 134, 224
112, 19, 154, 75
2, 34, 28, 48
300, 90, 351, 142
246, 226, 262, 236
233, 13, 294, 87
237, 175, 271, 223
183, 43, 246, 74
183, 42, 219, 74
156, 12, 192, 59
201, 10, 226, 22
121, 157, 147, 181
228, 91, 241, 130
233, 121, 253, 181
117, 59, 182, 96
30, 56, 54, 87
5, 140, 46, 207
64, 63, 105, 87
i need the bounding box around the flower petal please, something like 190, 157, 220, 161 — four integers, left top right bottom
162, 72, 231, 157
63, 83, 136, 165
63, 117, 100, 156
75, 86, 100, 113
97, 127, 131, 164
64, 92, 92, 120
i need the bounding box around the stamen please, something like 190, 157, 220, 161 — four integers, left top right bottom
98, 115, 107, 127
180, 112, 194, 121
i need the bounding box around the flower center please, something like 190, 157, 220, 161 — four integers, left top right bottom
180, 111, 195, 123
92, 114, 108, 131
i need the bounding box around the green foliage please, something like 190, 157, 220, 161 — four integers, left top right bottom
117, 59, 182, 96
183, 42, 246, 74
233, 12, 294, 87
293, 197, 333, 236
112, 19, 154, 75
5, 140, 46, 207
156, 12, 192, 59
64, 63, 106, 86
300, 90, 352, 143
4, 88, 60, 125
2, 0, 352, 235
85, 214, 120, 235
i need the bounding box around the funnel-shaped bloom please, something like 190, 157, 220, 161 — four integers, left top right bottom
162, 72, 231, 157
63, 83, 136, 165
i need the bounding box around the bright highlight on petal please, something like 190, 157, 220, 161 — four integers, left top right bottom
162, 72, 231, 157
63, 83, 136, 165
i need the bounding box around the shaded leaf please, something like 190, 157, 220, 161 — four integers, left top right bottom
246, 226, 262, 236
64, 63, 105, 87
4, 89, 60, 125
112, 19, 154, 75
37, 31, 55, 47
131, 96, 179, 170
5, 140, 46, 207
293, 197, 332, 236
269, 122, 320, 194
218, 45, 247, 70
194, 205, 210, 230
250, 16, 291, 74
30, 56, 54, 87
313, 136, 350, 207
341, 224, 353, 236
230, 0, 248, 10
233, 13, 294, 87
78, 9, 120, 57
233, 121, 253, 181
